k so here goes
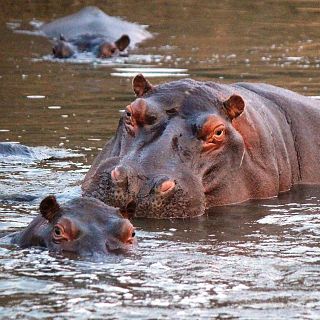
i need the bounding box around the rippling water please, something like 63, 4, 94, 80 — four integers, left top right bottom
1, 1, 320, 319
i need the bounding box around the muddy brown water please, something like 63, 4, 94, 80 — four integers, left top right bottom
0, 1, 320, 319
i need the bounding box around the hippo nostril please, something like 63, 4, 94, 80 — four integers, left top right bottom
111, 167, 120, 181
111, 166, 127, 184
159, 180, 176, 194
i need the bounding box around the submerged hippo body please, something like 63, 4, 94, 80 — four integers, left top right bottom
10, 196, 135, 256
82, 75, 320, 218
0, 142, 34, 158
38, 6, 152, 58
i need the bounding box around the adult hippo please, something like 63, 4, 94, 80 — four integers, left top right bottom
10, 196, 136, 256
82, 75, 320, 218
37, 6, 152, 58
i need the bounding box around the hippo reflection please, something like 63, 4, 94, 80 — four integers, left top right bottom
11, 196, 135, 256
82, 74, 320, 218
37, 7, 151, 59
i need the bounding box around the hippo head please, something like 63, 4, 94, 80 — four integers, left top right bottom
83, 75, 248, 218
52, 35, 75, 59
97, 35, 130, 58
12, 196, 135, 256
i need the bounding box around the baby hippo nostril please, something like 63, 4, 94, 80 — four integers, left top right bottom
111, 166, 127, 184
158, 180, 176, 194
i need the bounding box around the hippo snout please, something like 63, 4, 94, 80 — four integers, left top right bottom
83, 164, 143, 213
83, 164, 206, 218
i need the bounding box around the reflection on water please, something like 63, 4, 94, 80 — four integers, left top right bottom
0, 0, 320, 319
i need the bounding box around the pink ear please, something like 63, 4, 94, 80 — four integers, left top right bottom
39, 195, 61, 222
223, 95, 245, 120
132, 74, 154, 97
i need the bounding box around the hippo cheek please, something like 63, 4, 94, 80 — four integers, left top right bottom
47, 239, 81, 254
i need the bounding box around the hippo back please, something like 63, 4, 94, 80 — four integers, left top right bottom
39, 6, 152, 47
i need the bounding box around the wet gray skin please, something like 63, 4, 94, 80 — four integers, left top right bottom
10, 196, 136, 257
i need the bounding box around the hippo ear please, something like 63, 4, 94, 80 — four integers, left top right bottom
115, 35, 130, 51
132, 74, 154, 97
59, 34, 66, 41
223, 95, 245, 120
39, 195, 61, 222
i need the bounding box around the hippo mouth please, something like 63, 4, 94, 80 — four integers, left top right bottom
120, 201, 137, 219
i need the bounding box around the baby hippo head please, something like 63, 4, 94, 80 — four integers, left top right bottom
12, 196, 136, 257
52, 34, 75, 59
98, 34, 130, 58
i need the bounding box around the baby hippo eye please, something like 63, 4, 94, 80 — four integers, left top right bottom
52, 225, 65, 242
54, 226, 62, 236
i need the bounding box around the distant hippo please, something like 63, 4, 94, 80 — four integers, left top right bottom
38, 6, 152, 59
10, 196, 136, 256
82, 75, 320, 218
52, 34, 130, 59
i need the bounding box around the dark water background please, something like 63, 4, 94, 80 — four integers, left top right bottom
0, 1, 320, 319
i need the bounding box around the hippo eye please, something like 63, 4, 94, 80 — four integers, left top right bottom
214, 128, 224, 137
126, 111, 132, 117
52, 225, 65, 242
132, 231, 136, 238
54, 226, 62, 237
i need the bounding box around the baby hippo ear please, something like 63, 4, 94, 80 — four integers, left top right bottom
132, 74, 154, 97
223, 95, 245, 120
115, 34, 130, 51
39, 195, 61, 222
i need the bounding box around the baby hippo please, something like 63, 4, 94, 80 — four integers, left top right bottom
52, 34, 130, 59
10, 196, 135, 256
